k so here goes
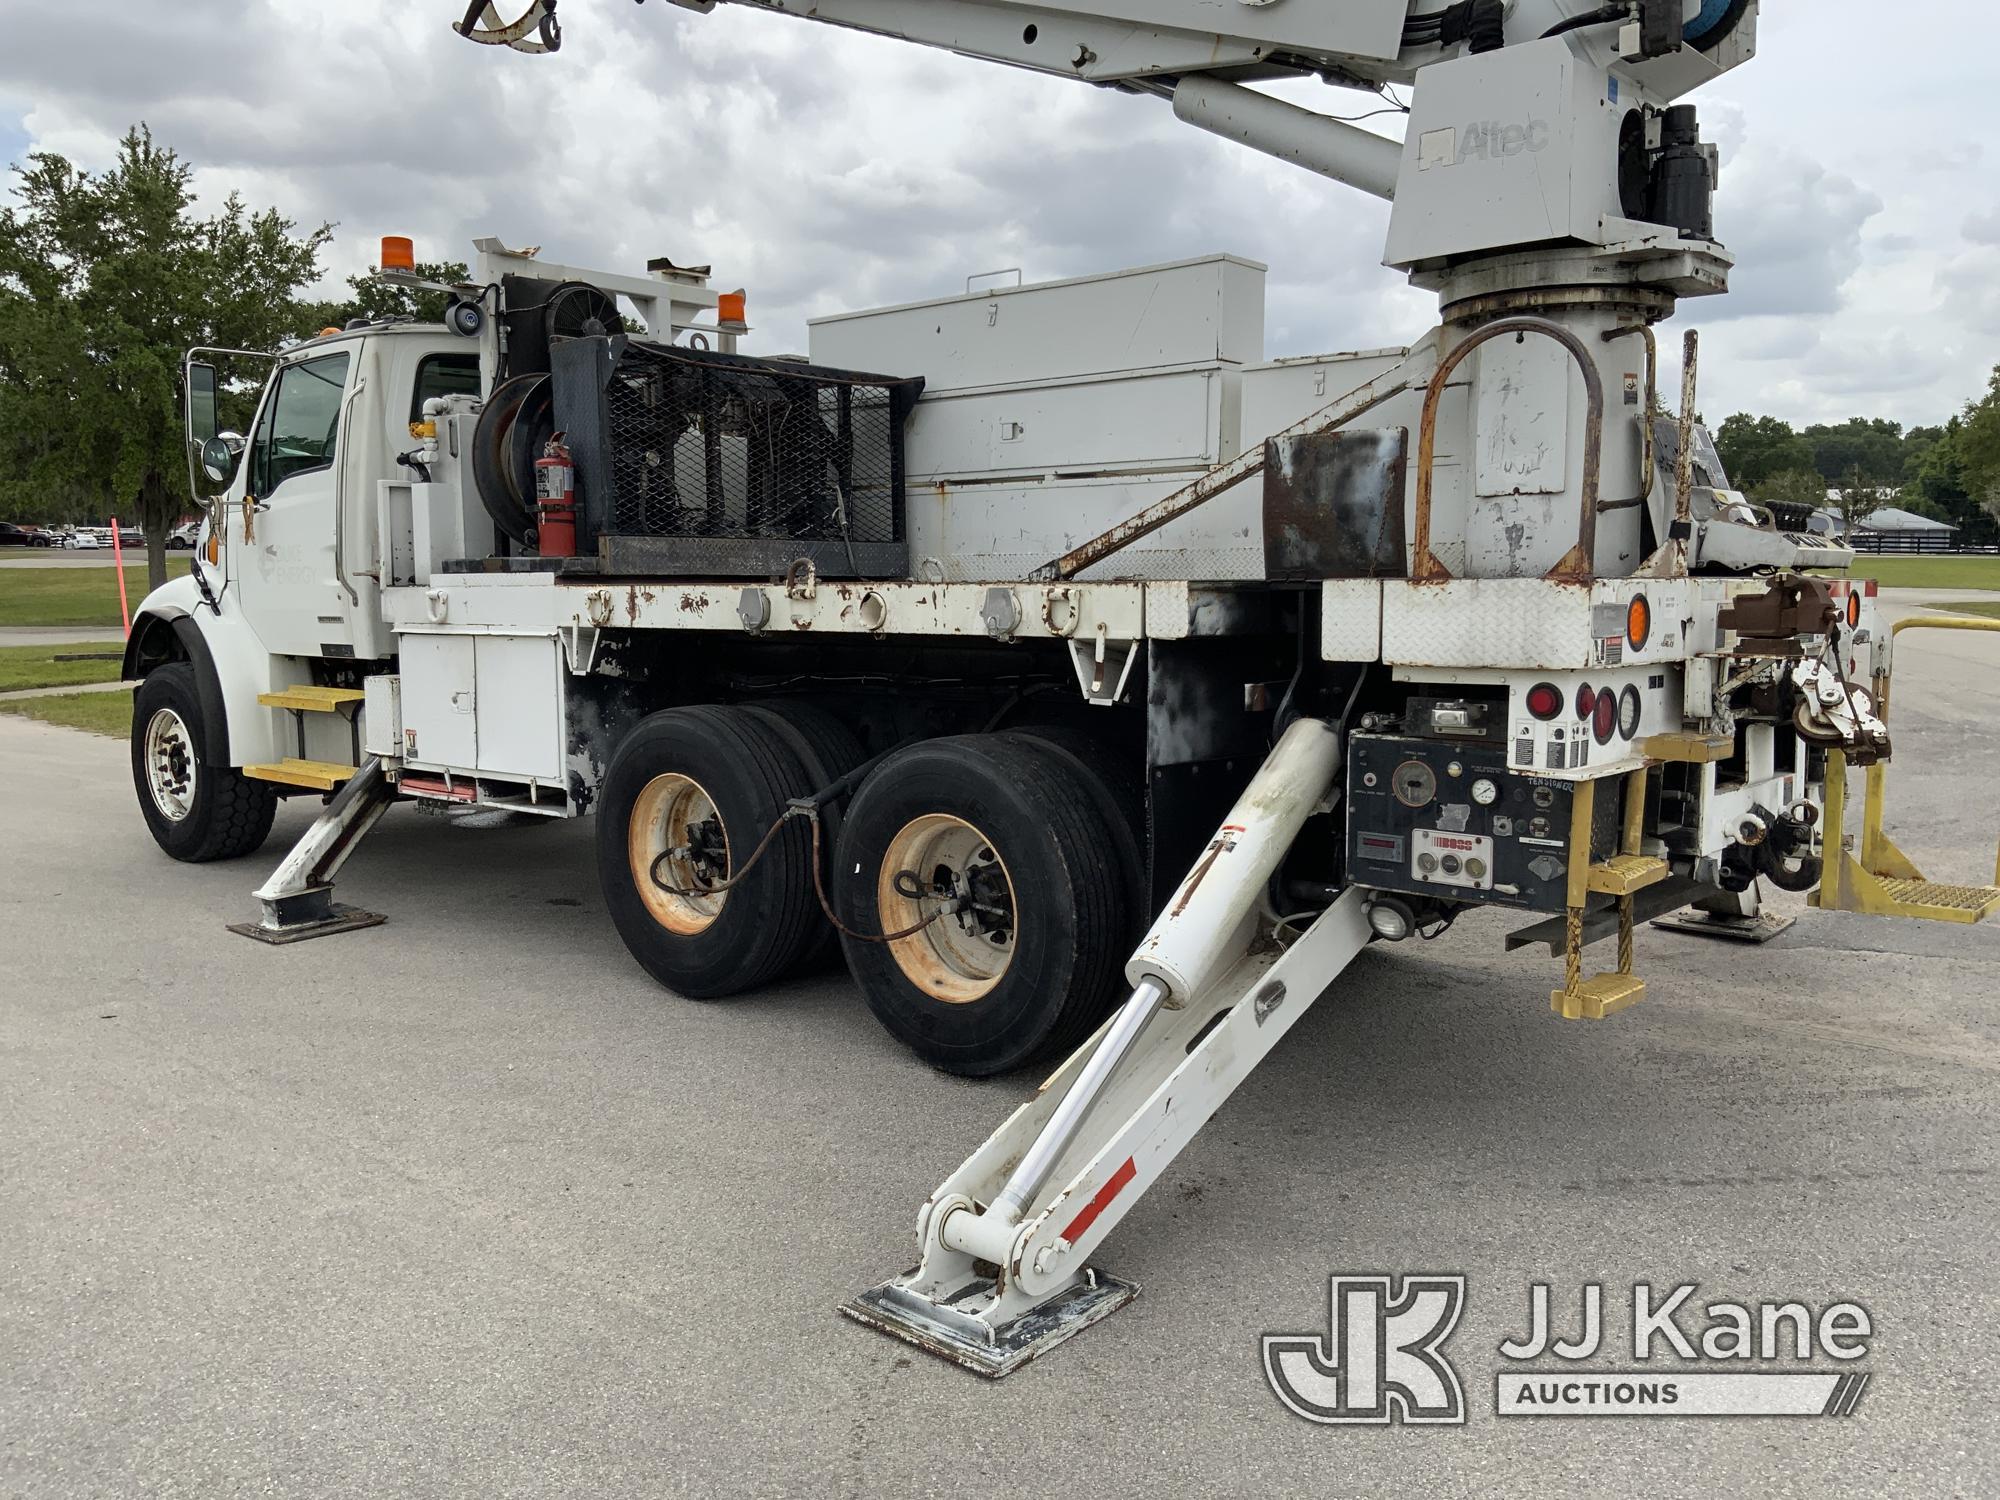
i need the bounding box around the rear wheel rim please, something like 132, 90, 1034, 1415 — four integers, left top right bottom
879, 814, 1018, 1003
629, 773, 731, 935
143, 707, 197, 823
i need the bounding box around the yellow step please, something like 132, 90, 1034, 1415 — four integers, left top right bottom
1873, 879, 2000, 925
258, 685, 365, 713
1640, 731, 1733, 764
1552, 973, 1647, 1022
244, 758, 357, 791
1587, 854, 1670, 897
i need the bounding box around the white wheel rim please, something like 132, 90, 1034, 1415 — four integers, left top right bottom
878, 814, 1018, 1004
629, 773, 731, 934
143, 707, 198, 822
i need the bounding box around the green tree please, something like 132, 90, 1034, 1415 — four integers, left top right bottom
1714, 413, 1815, 490
302, 259, 471, 331
1958, 366, 2000, 500
1801, 417, 1906, 489
0, 126, 330, 587
1749, 467, 1831, 516
1904, 373, 2000, 547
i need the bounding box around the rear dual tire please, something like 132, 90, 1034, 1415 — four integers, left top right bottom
596, 704, 849, 999
597, 711, 1139, 1075
832, 734, 1135, 1077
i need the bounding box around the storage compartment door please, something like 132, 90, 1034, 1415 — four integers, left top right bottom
473, 634, 564, 782
398, 634, 478, 770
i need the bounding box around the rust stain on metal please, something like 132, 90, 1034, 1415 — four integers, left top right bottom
1032, 355, 1422, 581
1261, 429, 1407, 581
624, 585, 640, 625
1409, 316, 1604, 586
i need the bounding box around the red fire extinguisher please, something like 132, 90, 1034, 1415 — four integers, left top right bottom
534, 431, 577, 557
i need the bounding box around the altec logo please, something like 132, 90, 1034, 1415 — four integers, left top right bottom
1262, 1276, 1467, 1425
1419, 120, 1553, 170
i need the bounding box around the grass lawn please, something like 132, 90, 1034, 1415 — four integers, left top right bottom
0, 641, 128, 693
0, 688, 134, 738
1827, 556, 2000, 591
0, 562, 189, 628
1928, 600, 2000, 621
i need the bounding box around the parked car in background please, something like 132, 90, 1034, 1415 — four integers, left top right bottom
166, 521, 201, 550
65, 529, 102, 550
0, 522, 38, 547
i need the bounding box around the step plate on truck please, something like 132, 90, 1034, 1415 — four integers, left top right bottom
841, 1270, 1138, 1379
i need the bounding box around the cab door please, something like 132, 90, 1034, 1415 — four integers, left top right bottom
235, 349, 355, 659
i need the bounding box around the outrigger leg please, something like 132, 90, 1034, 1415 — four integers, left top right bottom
229, 757, 397, 944
842, 718, 1373, 1376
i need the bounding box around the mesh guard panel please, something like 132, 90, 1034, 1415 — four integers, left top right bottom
552, 334, 923, 579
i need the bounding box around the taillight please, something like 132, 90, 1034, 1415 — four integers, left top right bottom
1593, 687, 1617, 745
1576, 684, 1596, 721
1526, 683, 1564, 720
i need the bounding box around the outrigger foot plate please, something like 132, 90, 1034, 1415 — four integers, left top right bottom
841, 1270, 1139, 1379
229, 898, 386, 945
1652, 910, 1794, 944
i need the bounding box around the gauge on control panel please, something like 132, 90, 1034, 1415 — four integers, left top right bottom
1470, 778, 1499, 806
1392, 760, 1438, 808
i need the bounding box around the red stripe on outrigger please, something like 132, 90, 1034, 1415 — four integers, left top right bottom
1060, 1156, 1138, 1244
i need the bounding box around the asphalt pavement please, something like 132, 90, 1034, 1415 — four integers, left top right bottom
0, 553, 138, 568
1, 595, 1996, 1498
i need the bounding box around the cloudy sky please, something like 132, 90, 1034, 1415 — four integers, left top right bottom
2, 1, 1994, 429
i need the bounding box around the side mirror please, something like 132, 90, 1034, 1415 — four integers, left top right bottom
200, 431, 245, 485
187, 361, 220, 446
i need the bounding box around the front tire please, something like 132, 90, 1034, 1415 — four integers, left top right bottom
130, 662, 277, 862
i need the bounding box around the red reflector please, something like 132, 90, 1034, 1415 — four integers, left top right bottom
1060, 1156, 1138, 1245
1593, 687, 1617, 746
1525, 683, 1564, 720
1576, 684, 1596, 721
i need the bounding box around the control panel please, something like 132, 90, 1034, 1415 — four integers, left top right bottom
1346, 733, 1618, 914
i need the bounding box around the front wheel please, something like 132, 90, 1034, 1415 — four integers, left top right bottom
130, 662, 277, 862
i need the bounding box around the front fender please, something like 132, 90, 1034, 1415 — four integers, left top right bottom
124, 576, 291, 768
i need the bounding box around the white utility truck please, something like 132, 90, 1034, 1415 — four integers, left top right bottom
127, 0, 1916, 1373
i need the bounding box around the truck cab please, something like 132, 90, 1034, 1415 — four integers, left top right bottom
124, 319, 475, 852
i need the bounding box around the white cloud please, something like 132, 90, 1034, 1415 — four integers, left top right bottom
3, 0, 1993, 430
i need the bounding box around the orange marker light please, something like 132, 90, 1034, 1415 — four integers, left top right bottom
718, 290, 747, 324
380, 235, 416, 272
1626, 593, 1653, 651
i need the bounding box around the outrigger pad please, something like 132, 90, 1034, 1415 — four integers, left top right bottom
227, 905, 387, 945
841, 1270, 1139, 1379
1651, 910, 1795, 944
